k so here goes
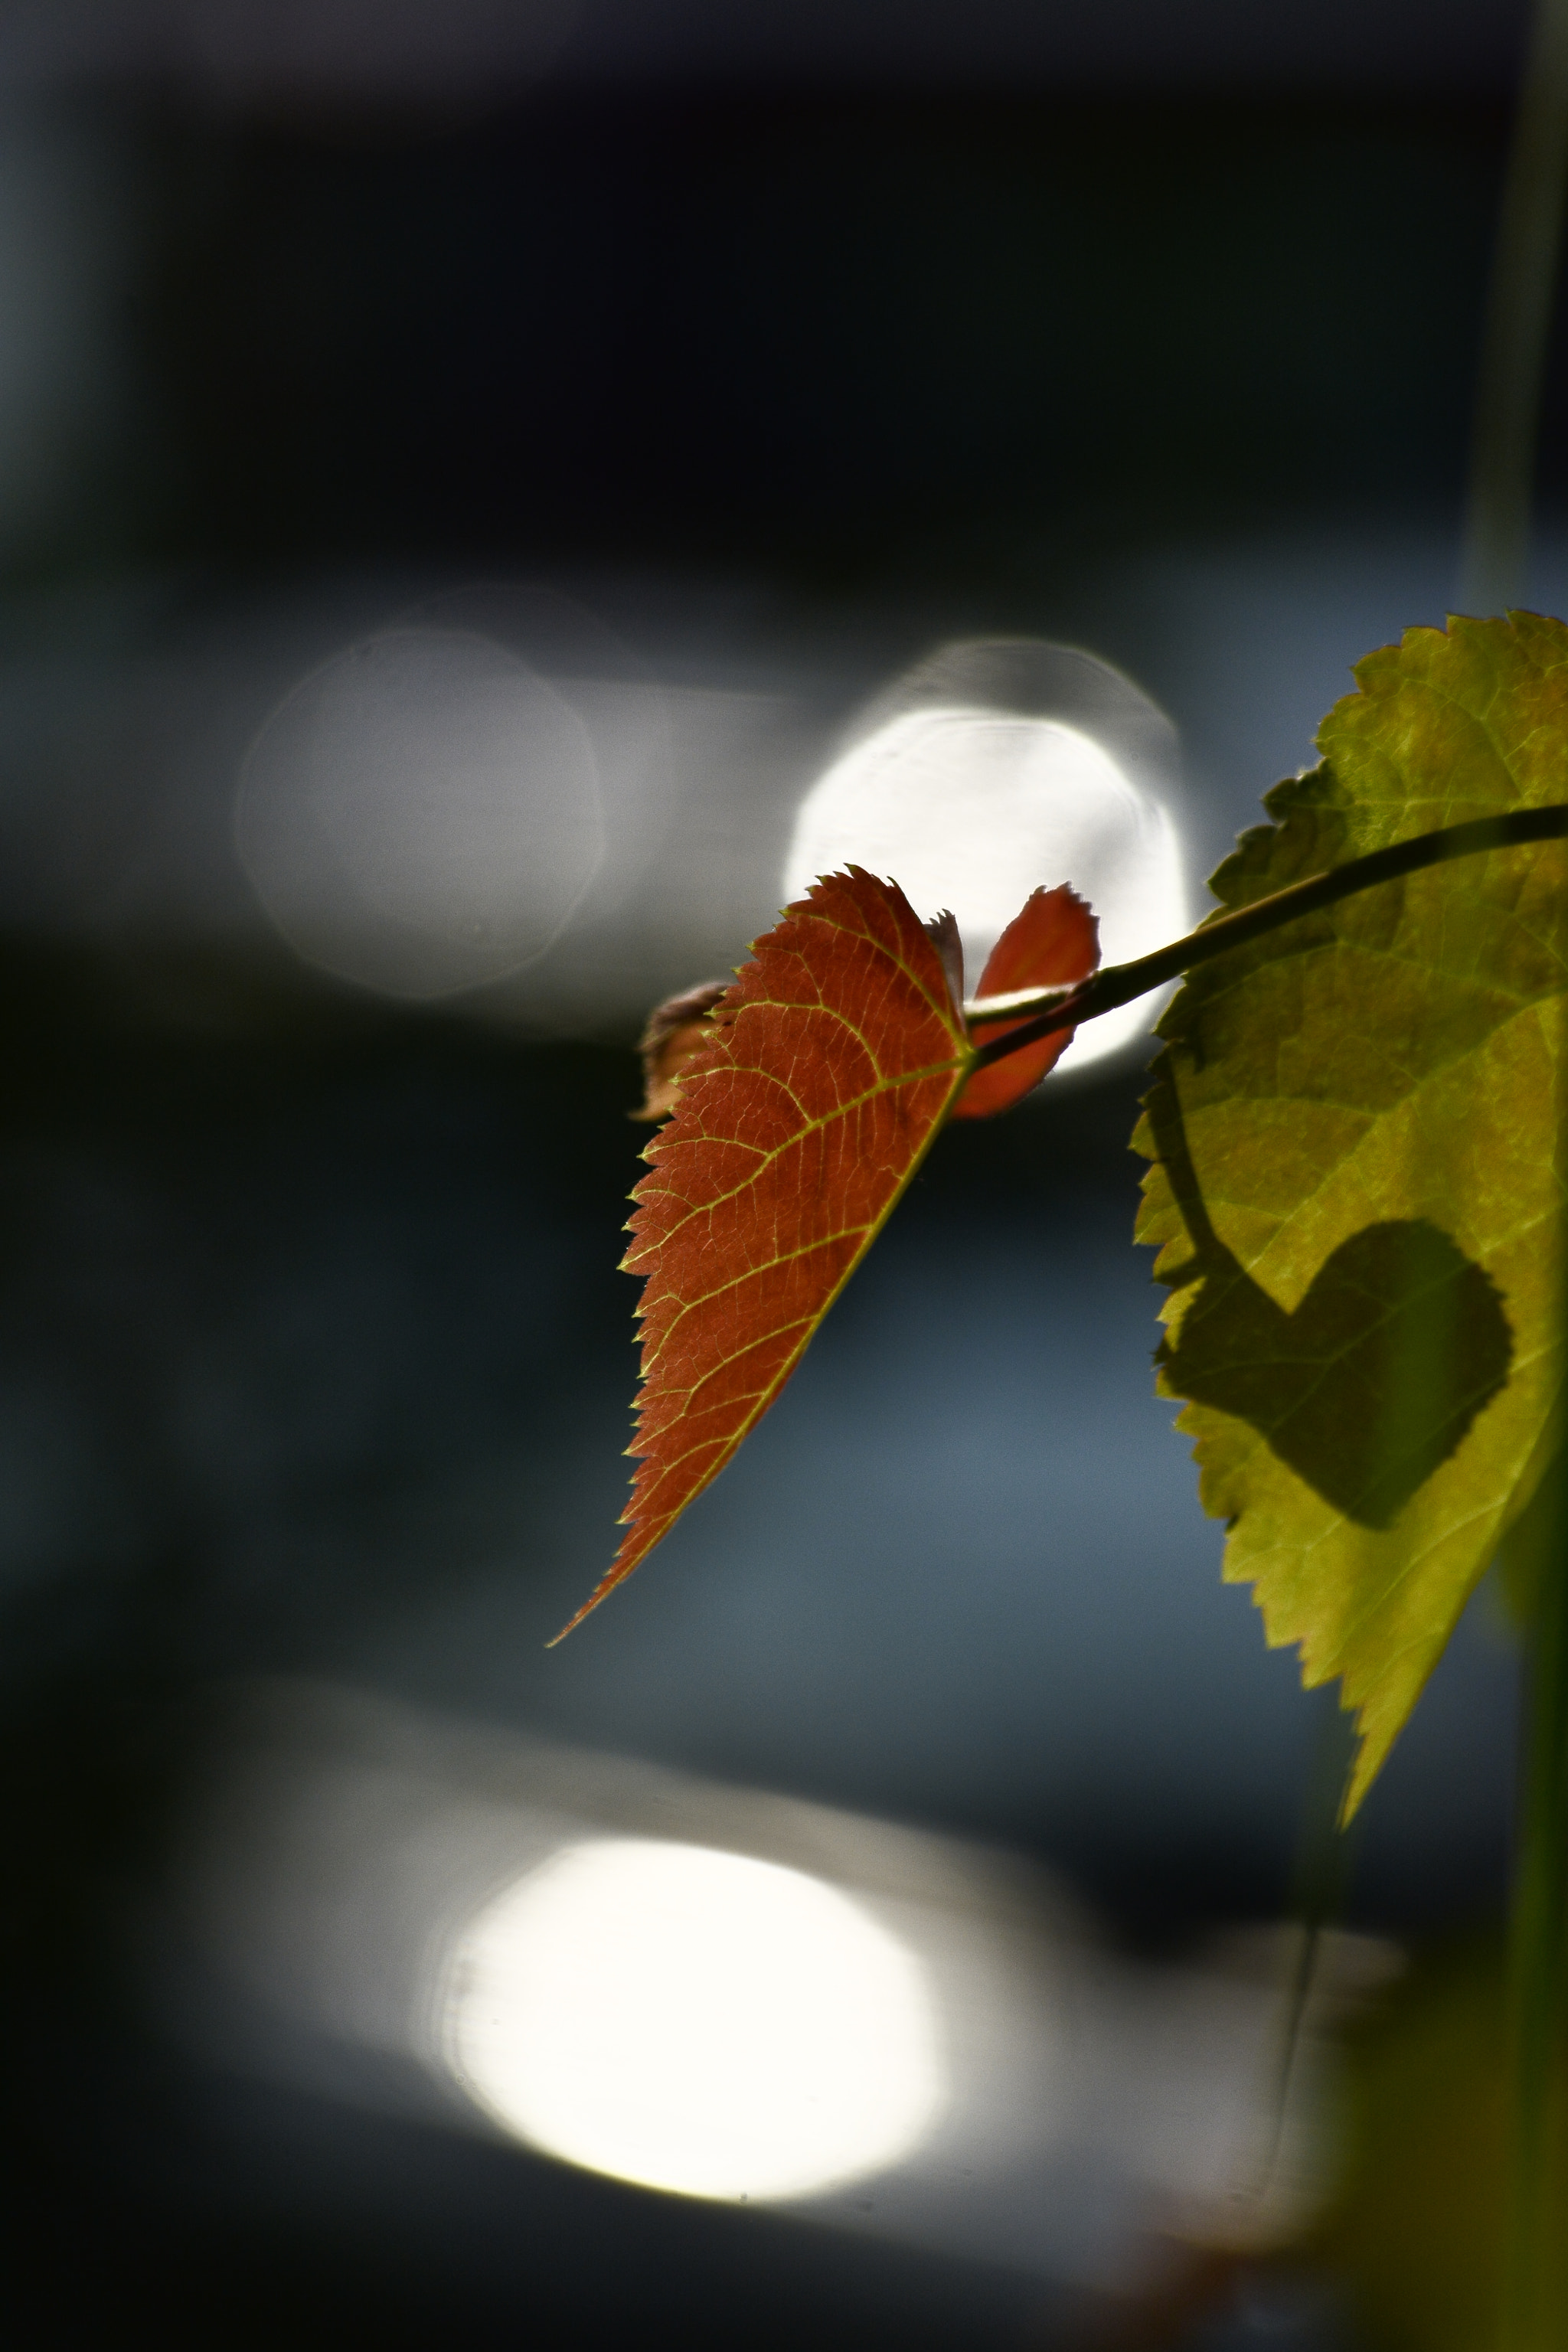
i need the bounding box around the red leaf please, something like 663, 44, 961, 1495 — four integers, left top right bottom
553, 868, 972, 1638
949, 884, 1099, 1121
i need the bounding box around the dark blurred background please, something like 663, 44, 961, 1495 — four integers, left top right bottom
0, 4, 1552, 2347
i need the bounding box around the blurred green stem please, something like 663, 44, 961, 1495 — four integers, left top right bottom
1461, 0, 1568, 613
1252, 1702, 1360, 2198
1502, 1456, 1568, 2348
1462, 8, 1568, 2321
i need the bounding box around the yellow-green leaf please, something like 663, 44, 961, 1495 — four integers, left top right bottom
1134, 612, 1568, 1816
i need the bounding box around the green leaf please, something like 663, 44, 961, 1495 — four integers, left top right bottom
1134, 612, 1568, 1816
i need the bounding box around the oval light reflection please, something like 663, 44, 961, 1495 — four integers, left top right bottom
444, 1838, 947, 2203
784, 701, 1189, 1070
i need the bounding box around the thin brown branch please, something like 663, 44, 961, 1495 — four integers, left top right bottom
968, 805, 1568, 1071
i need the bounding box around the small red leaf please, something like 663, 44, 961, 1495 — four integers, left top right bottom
554, 868, 972, 1638
950, 885, 1099, 1120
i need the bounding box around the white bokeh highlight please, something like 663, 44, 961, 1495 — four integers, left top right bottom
784, 705, 1190, 1070
237, 626, 603, 1001
444, 1838, 947, 2203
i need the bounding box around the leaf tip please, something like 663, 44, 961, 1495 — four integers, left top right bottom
550, 1526, 654, 1642
544, 1596, 592, 1647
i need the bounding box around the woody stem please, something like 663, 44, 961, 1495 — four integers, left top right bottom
965, 804, 1568, 1070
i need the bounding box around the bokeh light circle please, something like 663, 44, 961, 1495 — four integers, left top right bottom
445, 1838, 947, 2202
784, 697, 1190, 1070
237, 626, 603, 1001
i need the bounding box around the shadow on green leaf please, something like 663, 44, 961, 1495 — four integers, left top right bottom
1146, 1073, 1513, 1530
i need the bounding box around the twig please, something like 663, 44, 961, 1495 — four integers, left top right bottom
966, 804, 1568, 1069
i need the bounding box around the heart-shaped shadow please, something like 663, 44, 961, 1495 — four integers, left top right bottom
1147, 1083, 1512, 1530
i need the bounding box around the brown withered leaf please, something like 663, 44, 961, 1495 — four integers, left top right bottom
631, 978, 733, 1122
